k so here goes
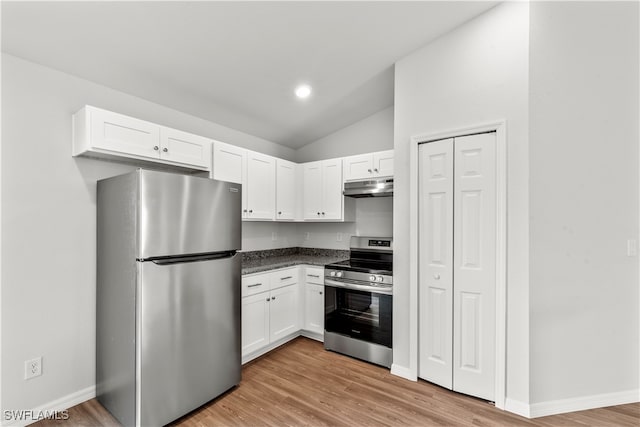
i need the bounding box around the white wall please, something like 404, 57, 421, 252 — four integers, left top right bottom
529, 1, 639, 405
0, 53, 295, 416
296, 106, 394, 163
393, 1, 530, 404
242, 222, 300, 251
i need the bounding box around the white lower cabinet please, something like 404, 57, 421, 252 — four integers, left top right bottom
241, 267, 300, 361
241, 265, 327, 363
241, 292, 270, 355
269, 285, 299, 341
302, 266, 325, 338
304, 284, 324, 335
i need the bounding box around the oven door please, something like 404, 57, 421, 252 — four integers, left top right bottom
324, 281, 392, 348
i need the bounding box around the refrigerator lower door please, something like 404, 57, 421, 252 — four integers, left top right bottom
137, 253, 241, 426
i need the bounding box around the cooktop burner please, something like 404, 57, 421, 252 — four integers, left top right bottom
325, 236, 393, 276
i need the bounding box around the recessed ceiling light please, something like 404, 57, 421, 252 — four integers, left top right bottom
295, 84, 312, 99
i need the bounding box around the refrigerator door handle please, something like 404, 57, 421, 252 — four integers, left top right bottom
143, 251, 238, 265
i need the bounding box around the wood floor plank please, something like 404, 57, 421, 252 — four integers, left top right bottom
33, 337, 639, 427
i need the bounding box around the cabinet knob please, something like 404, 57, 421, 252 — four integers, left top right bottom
374, 168, 378, 173
434, 273, 441, 280
162, 147, 168, 153
249, 209, 253, 213
319, 291, 323, 295
153, 146, 159, 151
266, 297, 271, 302
321, 212, 325, 215
278, 211, 282, 215
368, 169, 372, 173
243, 209, 247, 213
317, 212, 321, 215
272, 296, 276, 301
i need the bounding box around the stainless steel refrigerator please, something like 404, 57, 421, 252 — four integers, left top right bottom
96, 169, 241, 427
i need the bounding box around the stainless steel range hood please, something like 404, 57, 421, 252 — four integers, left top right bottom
343, 178, 393, 198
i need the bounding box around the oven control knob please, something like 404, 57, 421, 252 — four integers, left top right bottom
329, 271, 336, 277
336, 271, 344, 278
376, 275, 384, 282
369, 275, 376, 282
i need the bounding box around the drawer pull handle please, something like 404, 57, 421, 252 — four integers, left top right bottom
248, 283, 263, 288
280, 276, 293, 280
308, 274, 320, 278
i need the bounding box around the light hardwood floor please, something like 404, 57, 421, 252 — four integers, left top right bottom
35, 337, 639, 426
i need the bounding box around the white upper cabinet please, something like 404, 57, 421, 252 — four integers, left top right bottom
212, 141, 247, 185
303, 158, 354, 221
246, 151, 276, 220
212, 143, 276, 220
212, 141, 248, 215
343, 149, 394, 181
72, 105, 211, 171
159, 127, 211, 169
321, 159, 343, 220
374, 150, 394, 177
303, 161, 323, 219
276, 159, 298, 221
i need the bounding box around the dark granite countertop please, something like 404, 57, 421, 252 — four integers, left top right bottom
241, 247, 349, 275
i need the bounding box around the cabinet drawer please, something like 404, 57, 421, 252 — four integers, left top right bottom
242, 273, 270, 297
305, 267, 324, 285
270, 267, 298, 290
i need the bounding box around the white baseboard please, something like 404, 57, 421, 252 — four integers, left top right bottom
299, 330, 324, 342
504, 397, 531, 418
390, 363, 417, 381
242, 332, 300, 365
529, 388, 640, 418
3, 385, 96, 427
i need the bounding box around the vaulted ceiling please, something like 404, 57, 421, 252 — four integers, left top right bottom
2, 1, 497, 148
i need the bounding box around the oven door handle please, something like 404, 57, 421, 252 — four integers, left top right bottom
324, 278, 393, 295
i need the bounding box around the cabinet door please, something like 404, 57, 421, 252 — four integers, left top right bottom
373, 150, 394, 177
303, 162, 323, 220
212, 141, 246, 184
242, 292, 270, 356
90, 107, 160, 159
343, 154, 373, 181
159, 127, 211, 169
276, 159, 296, 220
269, 285, 299, 342
246, 151, 276, 220
304, 284, 324, 335
321, 159, 343, 220
212, 142, 247, 216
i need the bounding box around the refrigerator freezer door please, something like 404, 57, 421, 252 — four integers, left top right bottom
137, 253, 241, 426
139, 170, 241, 259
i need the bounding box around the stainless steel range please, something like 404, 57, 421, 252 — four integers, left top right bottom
324, 236, 393, 368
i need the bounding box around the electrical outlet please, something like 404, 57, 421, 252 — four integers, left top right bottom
24, 357, 42, 380
271, 232, 277, 241
336, 233, 343, 242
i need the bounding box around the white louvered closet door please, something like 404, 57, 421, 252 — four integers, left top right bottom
419, 132, 496, 402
